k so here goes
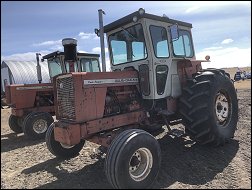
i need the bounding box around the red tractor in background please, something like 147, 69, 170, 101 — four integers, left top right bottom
45, 9, 238, 188
5, 38, 100, 140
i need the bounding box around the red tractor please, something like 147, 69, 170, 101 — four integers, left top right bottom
46, 9, 238, 188
5, 38, 100, 140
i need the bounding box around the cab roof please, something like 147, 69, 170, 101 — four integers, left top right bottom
104, 11, 192, 33
42, 51, 100, 59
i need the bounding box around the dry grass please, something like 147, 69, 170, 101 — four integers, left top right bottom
234, 79, 251, 89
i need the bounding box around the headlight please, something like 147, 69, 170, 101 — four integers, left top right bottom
133, 16, 138, 22
138, 8, 145, 15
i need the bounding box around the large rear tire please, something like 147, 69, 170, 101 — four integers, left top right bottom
22, 112, 54, 140
105, 129, 161, 189
8, 114, 23, 133
45, 123, 85, 159
179, 69, 238, 146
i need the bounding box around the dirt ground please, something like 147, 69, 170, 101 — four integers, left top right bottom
1, 81, 251, 189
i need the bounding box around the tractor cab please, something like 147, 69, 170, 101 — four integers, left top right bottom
42, 50, 100, 81
104, 8, 197, 100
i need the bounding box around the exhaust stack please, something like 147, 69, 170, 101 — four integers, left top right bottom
98, 9, 106, 72
36, 53, 42, 83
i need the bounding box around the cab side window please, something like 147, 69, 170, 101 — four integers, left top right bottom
48, 58, 62, 78
172, 30, 193, 57
80, 58, 100, 72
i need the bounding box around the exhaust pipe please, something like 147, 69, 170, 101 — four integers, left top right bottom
62, 38, 77, 72
98, 9, 106, 72
36, 53, 42, 83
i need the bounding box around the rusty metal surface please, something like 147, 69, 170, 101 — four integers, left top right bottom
177, 59, 202, 86
54, 110, 146, 146
94, 88, 107, 118
11, 106, 54, 117
5, 85, 11, 104
87, 124, 140, 147
87, 130, 120, 147
84, 110, 145, 134
75, 87, 107, 122
54, 121, 81, 145
55, 71, 139, 122
7, 83, 53, 109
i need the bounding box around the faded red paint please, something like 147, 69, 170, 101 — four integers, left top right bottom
73, 86, 107, 122
11, 106, 54, 117
87, 124, 140, 147
53, 62, 205, 147
55, 71, 139, 122
5, 85, 11, 104
54, 122, 81, 145
177, 59, 202, 87
54, 110, 146, 145
84, 110, 145, 134
5, 83, 54, 117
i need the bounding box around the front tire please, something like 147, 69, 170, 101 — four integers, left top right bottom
105, 129, 161, 189
179, 70, 238, 146
45, 123, 85, 159
22, 112, 54, 140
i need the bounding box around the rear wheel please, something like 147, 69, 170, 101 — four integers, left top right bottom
105, 129, 161, 189
8, 114, 23, 133
45, 123, 85, 159
179, 70, 238, 146
22, 112, 54, 140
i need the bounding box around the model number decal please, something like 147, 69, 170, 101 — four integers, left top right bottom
84, 78, 138, 85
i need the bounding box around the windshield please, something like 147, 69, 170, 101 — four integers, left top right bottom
48, 58, 62, 78
80, 58, 100, 72
108, 24, 147, 65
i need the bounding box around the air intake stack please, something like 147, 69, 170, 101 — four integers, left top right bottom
62, 38, 77, 72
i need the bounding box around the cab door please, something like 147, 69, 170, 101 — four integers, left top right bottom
145, 19, 172, 100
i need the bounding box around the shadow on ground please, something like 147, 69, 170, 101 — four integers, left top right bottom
21, 131, 239, 189
1, 133, 44, 153
153, 134, 239, 188
22, 149, 111, 189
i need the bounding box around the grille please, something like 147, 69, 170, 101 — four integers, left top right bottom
56, 75, 76, 119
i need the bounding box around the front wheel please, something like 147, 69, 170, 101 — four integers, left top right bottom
105, 129, 161, 189
45, 123, 85, 159
22, 112, 54, 140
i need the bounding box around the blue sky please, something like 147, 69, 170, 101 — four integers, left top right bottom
1, 1, 251, 69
